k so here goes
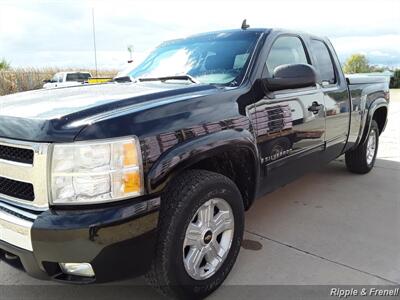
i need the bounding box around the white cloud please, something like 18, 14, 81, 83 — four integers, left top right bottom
0, 0, 399, 68
331, 35, 400, 66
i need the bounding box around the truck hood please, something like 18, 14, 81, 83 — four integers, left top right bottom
0, 82, 217, 142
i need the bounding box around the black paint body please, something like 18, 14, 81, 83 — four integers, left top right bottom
0, 28, 389, 282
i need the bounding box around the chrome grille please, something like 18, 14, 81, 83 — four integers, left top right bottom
0, 177, 34, 201
0, 144, 34, 164
0, 138, 50, 210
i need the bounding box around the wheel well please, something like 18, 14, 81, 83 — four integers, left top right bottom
189, 149, 256, 210
373, 107, 387, 135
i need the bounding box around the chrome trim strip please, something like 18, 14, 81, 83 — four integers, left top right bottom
0, 159, 32, 168
0, 201, 39, 220
0, 137, 37, 151
325, 135, 347, 148
0, 162, 34, 183
0, 205, 33, 251
0, 196, 46, 212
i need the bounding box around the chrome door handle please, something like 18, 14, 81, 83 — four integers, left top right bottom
308, 101, 322, 114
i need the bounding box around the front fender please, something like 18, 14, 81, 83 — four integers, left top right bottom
146, 129, 259, 194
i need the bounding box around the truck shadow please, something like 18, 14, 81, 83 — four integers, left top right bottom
245, 158, 400, 224
238, 157, 399, 286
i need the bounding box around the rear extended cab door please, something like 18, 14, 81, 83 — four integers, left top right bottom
251, 32, 326, 195
307, 37, 351, 162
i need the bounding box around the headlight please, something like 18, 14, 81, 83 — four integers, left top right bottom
50, 137, 143, 205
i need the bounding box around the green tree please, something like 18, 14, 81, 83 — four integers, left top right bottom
343, 54, 371, 74
0, 58, 10, 70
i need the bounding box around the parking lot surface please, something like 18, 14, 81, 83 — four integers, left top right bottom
1, 90, 399, 299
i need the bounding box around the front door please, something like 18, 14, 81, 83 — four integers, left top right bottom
249, 35, 326, 195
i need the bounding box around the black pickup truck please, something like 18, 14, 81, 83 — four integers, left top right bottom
0, 27, 389, 299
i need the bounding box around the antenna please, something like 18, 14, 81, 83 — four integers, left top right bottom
92, 8, 98, 77
241, 19, 250, 30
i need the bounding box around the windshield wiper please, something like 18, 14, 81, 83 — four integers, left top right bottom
113, 76, 135, 83
138, 74, 200, 84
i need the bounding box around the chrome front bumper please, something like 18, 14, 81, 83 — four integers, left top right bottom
0, 202, 37, 251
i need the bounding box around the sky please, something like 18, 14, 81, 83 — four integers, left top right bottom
0, 0, 399, 70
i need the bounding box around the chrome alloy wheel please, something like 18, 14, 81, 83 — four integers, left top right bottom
366, 129, 377, 165
183, 198, 234, 280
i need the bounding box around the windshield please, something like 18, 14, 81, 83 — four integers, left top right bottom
128, 31, 262, 86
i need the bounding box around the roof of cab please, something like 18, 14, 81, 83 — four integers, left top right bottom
187, 28, 271, 38
158, 27, 330, 49
160, 28, 271, 46
174, 28, 327, 42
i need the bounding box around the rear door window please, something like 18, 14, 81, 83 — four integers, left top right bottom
310, 40, 336, 84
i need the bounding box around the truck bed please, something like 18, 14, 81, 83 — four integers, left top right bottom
346, 74, 389, 85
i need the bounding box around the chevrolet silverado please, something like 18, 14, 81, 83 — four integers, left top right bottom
0, 27, 389, 299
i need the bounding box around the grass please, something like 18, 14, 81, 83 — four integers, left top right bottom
0, 68, 117, 96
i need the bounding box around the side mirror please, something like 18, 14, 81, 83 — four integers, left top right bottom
262, 64, 317, 92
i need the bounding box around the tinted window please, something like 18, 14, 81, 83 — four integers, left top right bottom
66, 73, 91, 82
233, 53, 250, 69
51, 74, 58, 82
128, 31, 261, 85
311, 40, 336, 84
53, 74, 62, 82
266, 36, 308, 74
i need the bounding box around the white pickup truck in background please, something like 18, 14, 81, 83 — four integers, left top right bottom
43, 71, 92, 89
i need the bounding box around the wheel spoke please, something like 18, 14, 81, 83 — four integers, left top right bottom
184, 222, 203, 247
212, 210, 234, 235
366, 129, 377, 165
206, 241, 223, 264
198, 202, 213, 227
185, 246, 207, 276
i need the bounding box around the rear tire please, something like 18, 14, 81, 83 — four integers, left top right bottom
146, 169, 244, 299
345, 120, 379, 174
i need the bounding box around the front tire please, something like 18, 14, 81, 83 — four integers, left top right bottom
345, 120, 379, 174
146, 170, 244, 299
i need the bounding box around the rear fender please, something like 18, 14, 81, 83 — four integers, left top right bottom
358, 98, 388, 146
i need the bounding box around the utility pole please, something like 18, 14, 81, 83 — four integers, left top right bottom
127, 45, 134, 63
92, 8, 98, 76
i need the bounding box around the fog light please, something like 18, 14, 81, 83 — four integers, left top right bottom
59, 263, 95, 277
